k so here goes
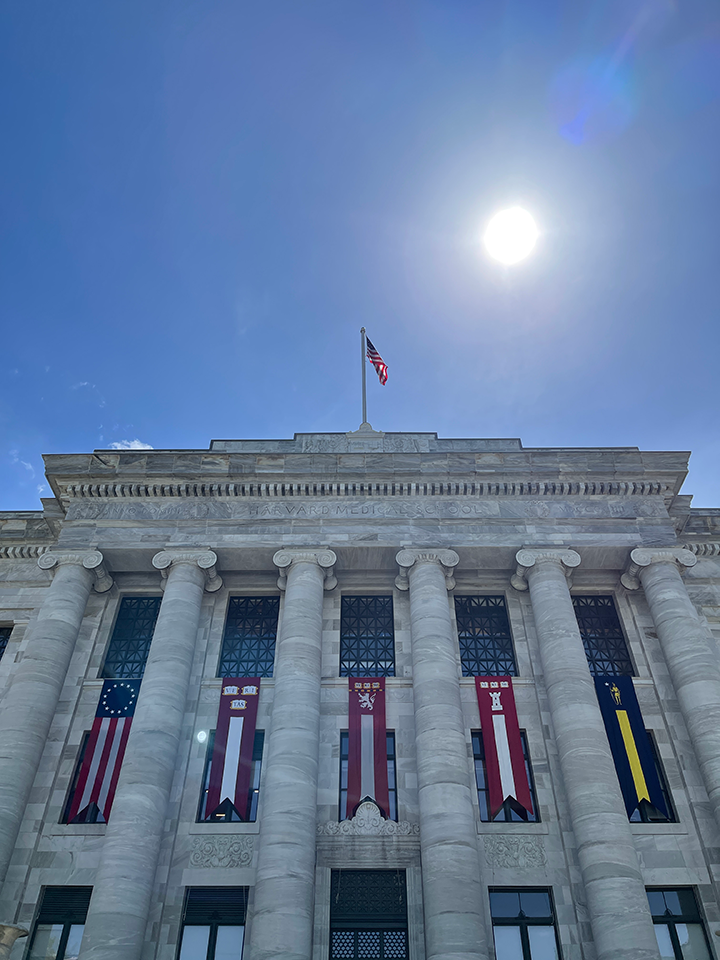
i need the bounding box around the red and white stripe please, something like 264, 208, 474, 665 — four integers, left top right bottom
475, 677, 533, 819
67, 717, 132, 823
347, 678, 390, 818
365, 337, 388, 385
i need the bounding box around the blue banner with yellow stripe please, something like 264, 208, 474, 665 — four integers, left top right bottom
594, 676, 668, 819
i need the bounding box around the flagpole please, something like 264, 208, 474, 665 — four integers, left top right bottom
360, 327, 368, 426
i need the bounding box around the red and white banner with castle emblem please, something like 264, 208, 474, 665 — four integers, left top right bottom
347, 678, 390, 818
205, 678, 260, 821
475, 677, 533, 819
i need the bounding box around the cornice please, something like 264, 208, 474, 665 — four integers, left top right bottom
53, 477, 675, 502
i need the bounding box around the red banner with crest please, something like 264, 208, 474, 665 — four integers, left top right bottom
205, 678, 260, 821
475, 677, 533, 819
347, 678, 390, 818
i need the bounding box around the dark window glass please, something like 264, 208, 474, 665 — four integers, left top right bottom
490, 888, 560, 960
28, 887, 92, 960
101, 597, 161, 679
0, 626, 11, 663
454, 597, 517, 677
647, 888, 711, 960
218, 597, 279, 678
630, 732, 676, 823
197, 731, 264, 822
330, 870, 407, 959
472, 731, 539, 822
178, 888, 247, 960
339, 731, 397, 822
340, 597, 395, 678
573, 596, 634, 676
61, 734, 105, 825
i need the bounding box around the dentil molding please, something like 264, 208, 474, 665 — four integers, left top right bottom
273, 548, 337, 591
152, 549, 222, 593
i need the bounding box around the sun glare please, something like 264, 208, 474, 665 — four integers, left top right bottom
483, 207, 539, 265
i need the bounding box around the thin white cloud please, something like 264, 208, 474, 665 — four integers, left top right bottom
20, 460, 35, 476
72, 381, 90, 389
109, 439, 154, 450
37, 484, 46, 495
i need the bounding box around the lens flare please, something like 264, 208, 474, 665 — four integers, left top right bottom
483, 208, 539, 265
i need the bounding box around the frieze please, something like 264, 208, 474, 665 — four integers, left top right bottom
190, 836, 254, 868
318, 801, 419, 838
483, 835, 547, 868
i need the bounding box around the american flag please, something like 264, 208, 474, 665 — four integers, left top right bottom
366, 337, 388, 385
67, 679, 140, 823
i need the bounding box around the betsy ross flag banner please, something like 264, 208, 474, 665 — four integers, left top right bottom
475, 677, 533, 819
594, 676, 668, 818
205, 679, 261, 821
347, 678, 390, 818
67, 679, 140, 823
366, 338, 388, 385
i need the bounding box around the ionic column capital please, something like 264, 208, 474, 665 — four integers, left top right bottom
273, 548, 337, 591
394, 548, 459, 591
152, 548, 222, 592
621, 546, 697, 590
510, 547, 581, 591
37, 549, 113, 593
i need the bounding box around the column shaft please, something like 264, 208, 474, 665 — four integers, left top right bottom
638, 558, 720, 829
523, 555, 659, 960
0, 558, 97, 887
78, 558, 210, 960
402, 553, 489, 960
247, 553, 331, 960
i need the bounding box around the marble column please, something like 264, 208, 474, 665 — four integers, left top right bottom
395, 548, 490, 960
0, 923, 27, 960
623, 547, 720, 831
246, 548, 336, 960
77, 549, 221, 960
0, 550, 112, 889
512, 549, 659, 960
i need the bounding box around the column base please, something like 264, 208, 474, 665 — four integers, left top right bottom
0, 924, 29, 960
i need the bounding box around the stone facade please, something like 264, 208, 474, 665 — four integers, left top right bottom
0, 430, 719, 960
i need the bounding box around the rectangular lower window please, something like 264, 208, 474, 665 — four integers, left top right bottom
197, 731, 264, 822
178, 888, 247, 960
339, 731, 397, 821
330, 870, 408, 960
28, 887, 92, 960
647, 888, 712, 960
490, 888, 561, 960
472, 730, 539, 822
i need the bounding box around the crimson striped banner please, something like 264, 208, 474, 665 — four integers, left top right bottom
347, 678, 390, 818
475, 677, 533, 819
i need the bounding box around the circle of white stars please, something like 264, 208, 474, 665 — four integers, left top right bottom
102, 681, 138, 715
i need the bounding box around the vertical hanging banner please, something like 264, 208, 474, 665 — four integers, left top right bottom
205, 679, 260, 821
475, 677, 533, 819
68, 679, 141, 823
594, 676, 668, 818
347, 678, 390, 818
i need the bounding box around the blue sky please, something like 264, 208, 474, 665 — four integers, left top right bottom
1, 1, 719, 510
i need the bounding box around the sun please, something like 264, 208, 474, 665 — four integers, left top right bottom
483, 207, 539, 265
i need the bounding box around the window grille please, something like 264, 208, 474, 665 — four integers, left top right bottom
197, 730, 264, 822
101, 597, 161, 679
218, 597, 279, 678
339, 731, 397, 821
572, 596, 634, 676
27, 887, 92, 960
489, 888, 560, 960
647, 888, 711, 960
179, 887, 248, 960
454, 596, 517, 676
340, 597, 395, 678
330, 870, 407, 960
630, 732, 676, 823
473, 731, 539, 822
0, 626, 11, 663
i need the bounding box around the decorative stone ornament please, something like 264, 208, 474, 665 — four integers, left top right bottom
272, 548, 337, 591
510, 547, 581, 591
621, 546, 697, 590
394, 548, 459, 591
152, 549, 223, 592
37, 549, 113, 593
317, 800, 419, 837
0, 923, 28, 960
